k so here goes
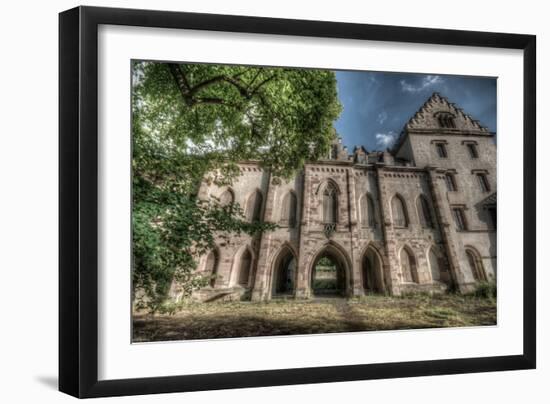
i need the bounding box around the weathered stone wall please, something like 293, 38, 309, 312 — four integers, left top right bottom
181, 93, 497, 302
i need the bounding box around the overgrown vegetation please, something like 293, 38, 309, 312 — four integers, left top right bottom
470, 281, 497, 299
133, 294, 497, 342
132, 61, 342, 310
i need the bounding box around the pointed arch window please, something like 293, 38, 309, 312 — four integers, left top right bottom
360, 194, 377, 228
400, 247, 418, 283
323, 183, 338, 224
466, 248, 487, 282
392, 195, 408, 227
417, 195, 434, 228
205, 249, 219, 287
238, 249, 252, 286
281, 191, 298, 227
219, 189, 234, 206
246, 190, 263, 222
437, 112, 456, 128
428, 248, 441, 282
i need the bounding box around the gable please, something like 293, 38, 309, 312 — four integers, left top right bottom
405, 92, 490, 133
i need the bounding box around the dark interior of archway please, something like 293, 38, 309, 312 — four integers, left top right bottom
273, 253, 296, 296
363, 250, 384, 294
312, 254, 346, 296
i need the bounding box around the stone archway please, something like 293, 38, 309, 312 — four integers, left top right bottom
309, 244, 351, 297
271, 245, 297, 297
362, 246, 385, 294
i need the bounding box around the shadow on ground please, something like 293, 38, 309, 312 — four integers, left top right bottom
132, 295, 496, 342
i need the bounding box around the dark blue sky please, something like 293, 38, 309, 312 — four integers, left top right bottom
333, 71, 496, 151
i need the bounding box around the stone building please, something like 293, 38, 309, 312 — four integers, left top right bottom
189, 92, 497, 301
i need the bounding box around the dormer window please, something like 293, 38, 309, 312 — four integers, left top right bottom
436, 112, 456, 129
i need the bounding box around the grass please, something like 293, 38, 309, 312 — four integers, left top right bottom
132, 293, 496, 342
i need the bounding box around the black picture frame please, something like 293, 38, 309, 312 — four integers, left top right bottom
59, 5, 536, 398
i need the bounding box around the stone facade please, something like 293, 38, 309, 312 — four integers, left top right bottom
185, 92, 497, 302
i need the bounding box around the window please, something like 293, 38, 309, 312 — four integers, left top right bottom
367, 194, 376, 228
323, 183, 338, 224
477, 173, 491, 192
219, 189, 234, 206
428, 248, 441, 282
391, 195, 408, 227
445, 173, 457, 192
452, 207, 467, 231
417, 195, 433, 228
281, 191, 297, 227
435, 143, 448, 158
466, 249, 487, 282
238, 249, 252, 286
205, 250, 219, 287
437, 113, 456, 128
246, 191, 263, 222
400, 247, 418, 283
467, 143, 479, 158
360, 194, 377, 228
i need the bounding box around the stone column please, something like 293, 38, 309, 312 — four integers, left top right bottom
375, 165, 401, 295
347, 168, 363, 296
426, 167, 468, 291
295, 166, 313, 298
251, 171, 276, 301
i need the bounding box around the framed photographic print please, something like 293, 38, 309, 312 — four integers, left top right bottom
59, 6, 536, 398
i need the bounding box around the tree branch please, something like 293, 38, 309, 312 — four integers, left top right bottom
195, 97, 243, 110
188, 75, 227, 96
251, 74, 277, 95
169, 67, 273, 109
168, 64, 194, 106
168, 64, 191, 93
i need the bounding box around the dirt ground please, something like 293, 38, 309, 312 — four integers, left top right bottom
132, 294, 496, 342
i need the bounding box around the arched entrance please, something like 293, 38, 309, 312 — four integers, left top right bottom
310, 245, 350, 297
362, 247, 385, 294
271, 246, 296, 297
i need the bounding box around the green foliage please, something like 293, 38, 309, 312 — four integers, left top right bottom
471, 281, 497, 299
132, 61, 341, 310
316, 256, 336, 268
312, 279, 338, 290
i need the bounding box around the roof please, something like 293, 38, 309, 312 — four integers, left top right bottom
391, 92, 493, 154
481, 192, 497, 206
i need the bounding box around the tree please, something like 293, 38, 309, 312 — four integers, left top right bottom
132, 61, 341, 310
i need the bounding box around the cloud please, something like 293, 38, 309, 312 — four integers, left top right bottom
377, 111, 388, 124
375, 131, 398, 148
400, 75, 443, 93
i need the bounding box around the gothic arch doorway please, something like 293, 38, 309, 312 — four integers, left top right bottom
362, 246, 385, 294
310, 245, 350, 297
271, 246, 297, 297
